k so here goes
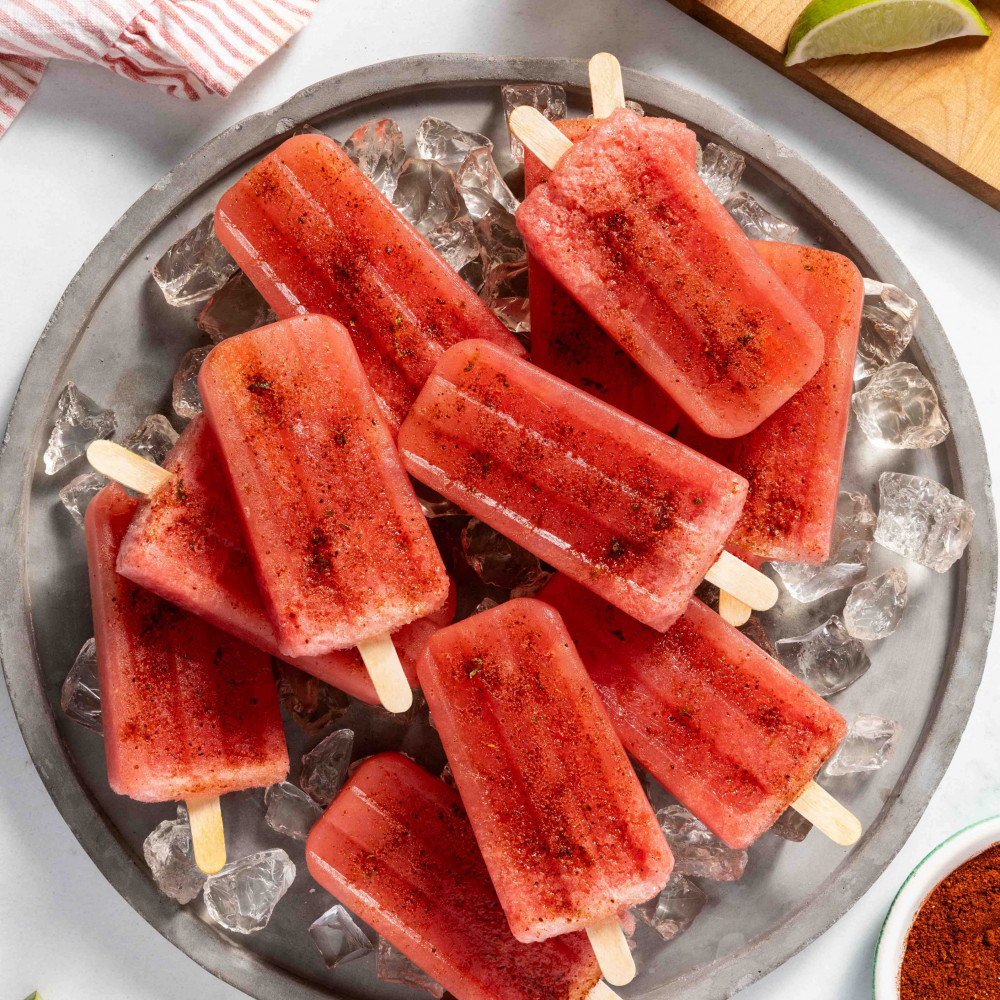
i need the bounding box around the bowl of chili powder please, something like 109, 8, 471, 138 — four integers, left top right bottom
874, 814, 1000, 999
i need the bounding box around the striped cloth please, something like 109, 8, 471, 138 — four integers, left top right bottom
0, 0, 320, 137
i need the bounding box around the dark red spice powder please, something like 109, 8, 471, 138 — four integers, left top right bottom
899, 841, 1000, 999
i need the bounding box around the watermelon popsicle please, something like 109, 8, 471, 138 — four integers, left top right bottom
306, 753, 604, 1000
678, 243, 864, 565
109, 414, 455, 705
214, 132, 524, 430
417, 599, 674, 985
398, 339, 777, 633
538, 574, 859, 848
85, 483, 288, 872
525, 111, 694, 434
194, 315, 449, 712
511, 106, 825, 438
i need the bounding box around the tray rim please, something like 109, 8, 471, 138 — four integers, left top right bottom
0, 52, 995, 1000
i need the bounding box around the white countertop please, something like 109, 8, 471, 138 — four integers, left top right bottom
1, 0, 998, 997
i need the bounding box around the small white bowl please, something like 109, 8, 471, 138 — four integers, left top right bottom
873, 813, 1000, 999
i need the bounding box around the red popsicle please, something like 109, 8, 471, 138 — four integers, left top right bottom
418, 599, 673, 982
538, 574, 852, 849
86, 483, 288, 870
214, 132, 523, 429
678, 242, 864, 564
525, 116, 693, 435
398, 339, 754, 633
306, 753, 602, 1000
198, 316, 450, 675
514, 107, 825, 438
116, 414, 455, 704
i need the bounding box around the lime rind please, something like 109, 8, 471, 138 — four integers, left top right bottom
786, 0, 991, 66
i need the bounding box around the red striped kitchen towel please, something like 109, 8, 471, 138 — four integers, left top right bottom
0, 0, 320, 137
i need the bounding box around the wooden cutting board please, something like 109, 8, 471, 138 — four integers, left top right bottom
665, 0, 1000, 210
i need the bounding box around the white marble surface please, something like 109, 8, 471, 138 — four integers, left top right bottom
1, 0, 998, 997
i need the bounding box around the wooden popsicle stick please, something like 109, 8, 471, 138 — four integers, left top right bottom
88, 441, 412, 715
87, 440, 172, 494
585, 918, 636, 986
509, 106, 573, 170
703, 550, 778, 612
589, 52, 626, 119
186, 795, 227, 874
357, 633, 413, 713
791, 780, 862, 847
718, 590, 752, 626
586, 982, 623, 1000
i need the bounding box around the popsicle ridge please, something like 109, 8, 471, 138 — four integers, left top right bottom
418, 600, 673, 942
215, 133, 522, 428
86, 484, 288, 802
199, 315, 449, 657
399, 339, 747, 631
306, 754, 602, 1000
516, 108, 825, 437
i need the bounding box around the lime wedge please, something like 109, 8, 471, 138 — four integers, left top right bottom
785, 0, 990, 65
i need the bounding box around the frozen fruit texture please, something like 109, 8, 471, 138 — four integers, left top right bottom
875, 472, 974, 573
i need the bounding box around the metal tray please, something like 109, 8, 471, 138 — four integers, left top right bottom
0, 54, 995, 1000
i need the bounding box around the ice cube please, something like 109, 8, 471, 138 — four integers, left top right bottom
473, 596, 502, 615
439, 762, 456, 787
657, 804, 748, 881
769, 807, 813, 842
725, 192, 798, 241
197, 271, 276, 343
59, 472, 106, 527
697, 143, 745, 202
274, 661, 350, 734
855, 280, 919, 379
843, 568, 908, 640
474, 206, 526, 266
122, 414, 179, 465
776, 615, 871, 696
143, 807, 206, 904
342, 118, 406, 200
461, 518, 552, 596
376, 937, 445, 997
392, 158, 466, 236
172, 345, 212, 421
875, 472, 974, 573
299, 728, 355, 806
308, 903, 374, 968
203, 849, 296, 934
456, 146, 519, 219
152, 213, 238, 307
491, 296, 531, 338
625, 99, 644, 115
500, 83, 568, 162
264, 782, 323, 841
366, 688, 427, 727
772, 491, 876, 602
425, 217, 482, 274
824, 713, 902, 776
415, 482, 466, 519
851, 362, 949, 449
635, 871, 706, 941
43, 382, 118, 475
60, 637, 102, 733
415, 117, 493, 170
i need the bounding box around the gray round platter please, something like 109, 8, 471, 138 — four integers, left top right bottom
0, 53, 995, 1000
